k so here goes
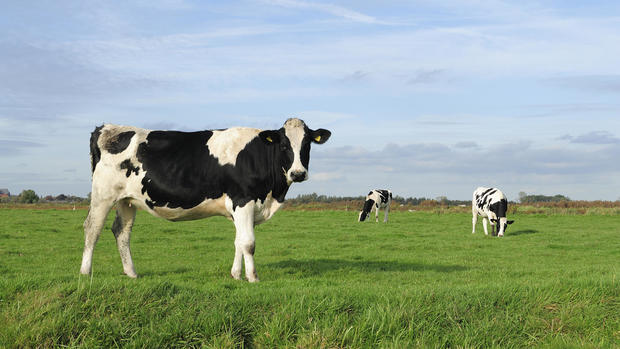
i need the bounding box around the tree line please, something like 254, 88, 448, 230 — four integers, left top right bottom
0, 189, 597, 206
0, 190, 90, 204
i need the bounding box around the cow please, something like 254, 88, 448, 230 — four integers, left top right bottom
80, 118, 331, 282
358, 189, 392, 223
472, 187, 515, 237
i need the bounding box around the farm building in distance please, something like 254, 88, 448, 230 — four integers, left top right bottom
0, 188, 10, 197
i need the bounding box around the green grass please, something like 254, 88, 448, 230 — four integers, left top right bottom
0, 208, 618, 348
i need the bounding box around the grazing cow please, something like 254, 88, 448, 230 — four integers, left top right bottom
358, 189, 392, 222
80, 118, 331, 282
472, 187, 515, 237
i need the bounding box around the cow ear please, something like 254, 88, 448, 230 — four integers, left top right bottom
507, 220, 515, 224
311, 128, 331, 144
259, 130, 281, 144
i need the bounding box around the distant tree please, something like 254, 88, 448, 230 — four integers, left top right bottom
55, 194, 68, 201
19, 189, 39, 204
435, 196, 448, 204
520, 193, 570, 203
518, 191, 527, 203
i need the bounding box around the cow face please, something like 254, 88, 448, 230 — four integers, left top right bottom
358, 210, 368, 222
259, 118, 331, 184
490, 218, 515, 236
358, 199, 375, 222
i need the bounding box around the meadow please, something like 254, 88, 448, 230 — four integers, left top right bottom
0, 207, 618, 348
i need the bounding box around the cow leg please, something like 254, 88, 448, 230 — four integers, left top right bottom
482, 218, 489, 235
472, 213, 478, 234
231, 202, 259, 282
375, 205, 380, 222
80, 198, 115, 275
111, 200, 138, 278
383, 203, 390, 223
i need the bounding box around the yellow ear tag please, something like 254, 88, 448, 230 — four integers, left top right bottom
315, 135, 321, 142
266, 136, 273, 143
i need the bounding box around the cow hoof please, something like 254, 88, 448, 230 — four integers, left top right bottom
124, 271, 138, 278
247, 277, 260, 283
231, 273, 242, 280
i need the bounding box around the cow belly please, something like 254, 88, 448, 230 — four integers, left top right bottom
138, 196, 230, 221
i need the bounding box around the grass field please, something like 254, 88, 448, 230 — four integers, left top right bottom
0, 208, 618, 348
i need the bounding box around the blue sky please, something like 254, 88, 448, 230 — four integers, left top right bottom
1, 0, 620, 200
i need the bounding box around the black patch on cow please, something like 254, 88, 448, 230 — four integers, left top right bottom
119, 159, 140, 177
489, 198, 508, 218
359, 198, 375, 222
376, 190, 390, 204
105, 131, 135, 154
481, 188, 495, 197
90, 125, 103, 173
136, 128, 295, 211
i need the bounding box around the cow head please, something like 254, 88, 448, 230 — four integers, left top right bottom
490, 218, 515, 237
258, 118, 331, 184
358, 199, 375, 222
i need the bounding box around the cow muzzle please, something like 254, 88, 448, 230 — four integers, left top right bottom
289, 170, 307, 183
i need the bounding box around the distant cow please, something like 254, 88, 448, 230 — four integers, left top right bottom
472, 187, 514, 237
358, 189, 392, 222
80, 118, 331, 282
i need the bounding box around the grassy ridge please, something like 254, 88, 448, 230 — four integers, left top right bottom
0, 209, 618, 347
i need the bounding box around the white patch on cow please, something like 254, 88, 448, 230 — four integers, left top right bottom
283, 118, 308, 182
207, 127, 261, 166
254, 191, 283, 224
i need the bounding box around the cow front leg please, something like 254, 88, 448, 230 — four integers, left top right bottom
111, 200, 138, 278
231, 202, 259, 282
482, 218, 489, 235
375, 205, 380, 222
80, 199, 114, 275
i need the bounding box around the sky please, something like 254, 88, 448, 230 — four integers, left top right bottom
1, 0, 620, 201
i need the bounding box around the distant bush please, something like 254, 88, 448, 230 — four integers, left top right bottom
18, 189, 39, 204
518, 192, 570, 203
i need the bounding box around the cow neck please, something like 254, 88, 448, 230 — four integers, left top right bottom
268, 143, 291, 203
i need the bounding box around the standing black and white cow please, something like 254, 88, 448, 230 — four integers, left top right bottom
472, 187, 515, 237
80, 118, 331, 282
358, 189, 392, 223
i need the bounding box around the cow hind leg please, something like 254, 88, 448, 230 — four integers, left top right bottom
80, 199, 115, 276
383, 203, 390, 223
111, 200, 138, 278
231, 202, 259, 282
472, 213, 478, 234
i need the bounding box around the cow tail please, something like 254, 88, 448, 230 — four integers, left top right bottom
90, 125, 104, 174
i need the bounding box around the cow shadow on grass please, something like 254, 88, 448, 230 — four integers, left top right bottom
266, 258, 467, 278
508, 229, 539, 237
